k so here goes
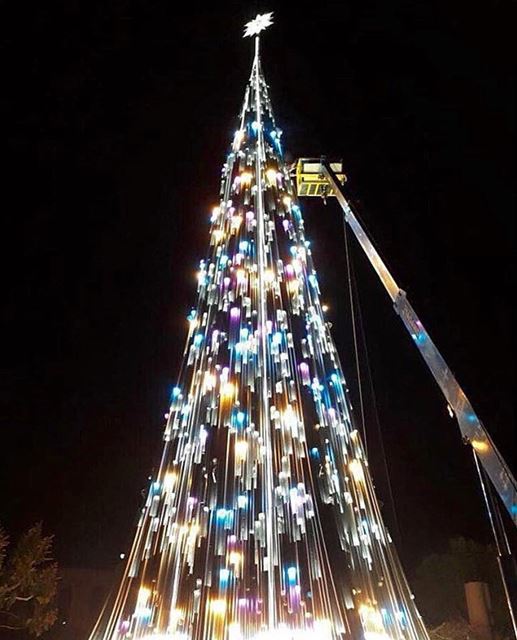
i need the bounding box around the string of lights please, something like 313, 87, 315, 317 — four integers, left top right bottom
90, 14, 430, 640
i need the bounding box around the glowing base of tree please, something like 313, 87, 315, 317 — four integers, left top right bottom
137, 628, 395, 640
138, 620, 341, 640
140, 625, 335, 640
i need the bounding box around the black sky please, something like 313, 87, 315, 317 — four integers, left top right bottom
1, 0, 514, 577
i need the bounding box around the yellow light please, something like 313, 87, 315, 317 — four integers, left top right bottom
235, 441, 248, 459
240, 172, 252, 185
163, 471, 178, 490
349, 459, 365, 483
221, 381, 235, 400
212, 229, 224, 243
210, 599, 226, 615
236, 269, 246, 284
283, 195, 292, 207
287, 279, 299, 293
359, 603, 389, 639
137, 586, 151, 605
472, 439, 489, 453
264, 269, 275, 283
322, 304, 329, 312
229, 551, 241, 565
266, 168, 278, 184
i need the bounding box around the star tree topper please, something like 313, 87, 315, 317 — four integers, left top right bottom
243, 12, 274, 38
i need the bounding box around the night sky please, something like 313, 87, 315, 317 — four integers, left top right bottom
1, 0, 514, 580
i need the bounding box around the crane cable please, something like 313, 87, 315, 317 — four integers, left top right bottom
473, 450, 517, 633
341, 210, 403, 545
342, 208, 367, 454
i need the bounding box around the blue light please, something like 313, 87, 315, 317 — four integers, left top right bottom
239, 240, 249, 252
193, 334, 203, 347
219, 568, 230, 585
236, 411, 246, 425
411, 329, 427, 344
396, 609, 408, 628
287, 566, 297, 584
270, 129, 282, 152
215, 508, 233, 528
171, 386, 181, 399
311, 380, 324, 392
331, 373, 339, 384
310, 447, 319, 459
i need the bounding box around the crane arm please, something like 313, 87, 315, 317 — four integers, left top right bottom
318, 160, 517, 526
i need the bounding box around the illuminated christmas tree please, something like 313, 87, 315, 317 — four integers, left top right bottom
91, 14, 429, 640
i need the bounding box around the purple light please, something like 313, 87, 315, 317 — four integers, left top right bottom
299, 362, 310, 385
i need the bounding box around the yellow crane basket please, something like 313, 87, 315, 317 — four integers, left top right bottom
292, 158, 347, 197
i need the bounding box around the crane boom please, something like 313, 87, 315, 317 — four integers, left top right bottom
297, 158, 517, 526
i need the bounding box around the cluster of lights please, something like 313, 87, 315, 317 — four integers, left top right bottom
91, 17, 429, 640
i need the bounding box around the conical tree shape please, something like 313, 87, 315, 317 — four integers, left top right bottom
91, 28, 429, 640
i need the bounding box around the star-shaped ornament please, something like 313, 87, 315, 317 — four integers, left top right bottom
243, 12, 274, 38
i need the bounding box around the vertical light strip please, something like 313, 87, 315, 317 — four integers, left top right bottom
253, 33, 277, 629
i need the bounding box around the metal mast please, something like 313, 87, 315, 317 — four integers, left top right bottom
249, 24, 278, 628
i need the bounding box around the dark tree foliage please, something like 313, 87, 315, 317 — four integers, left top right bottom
0, 524, 58, 636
